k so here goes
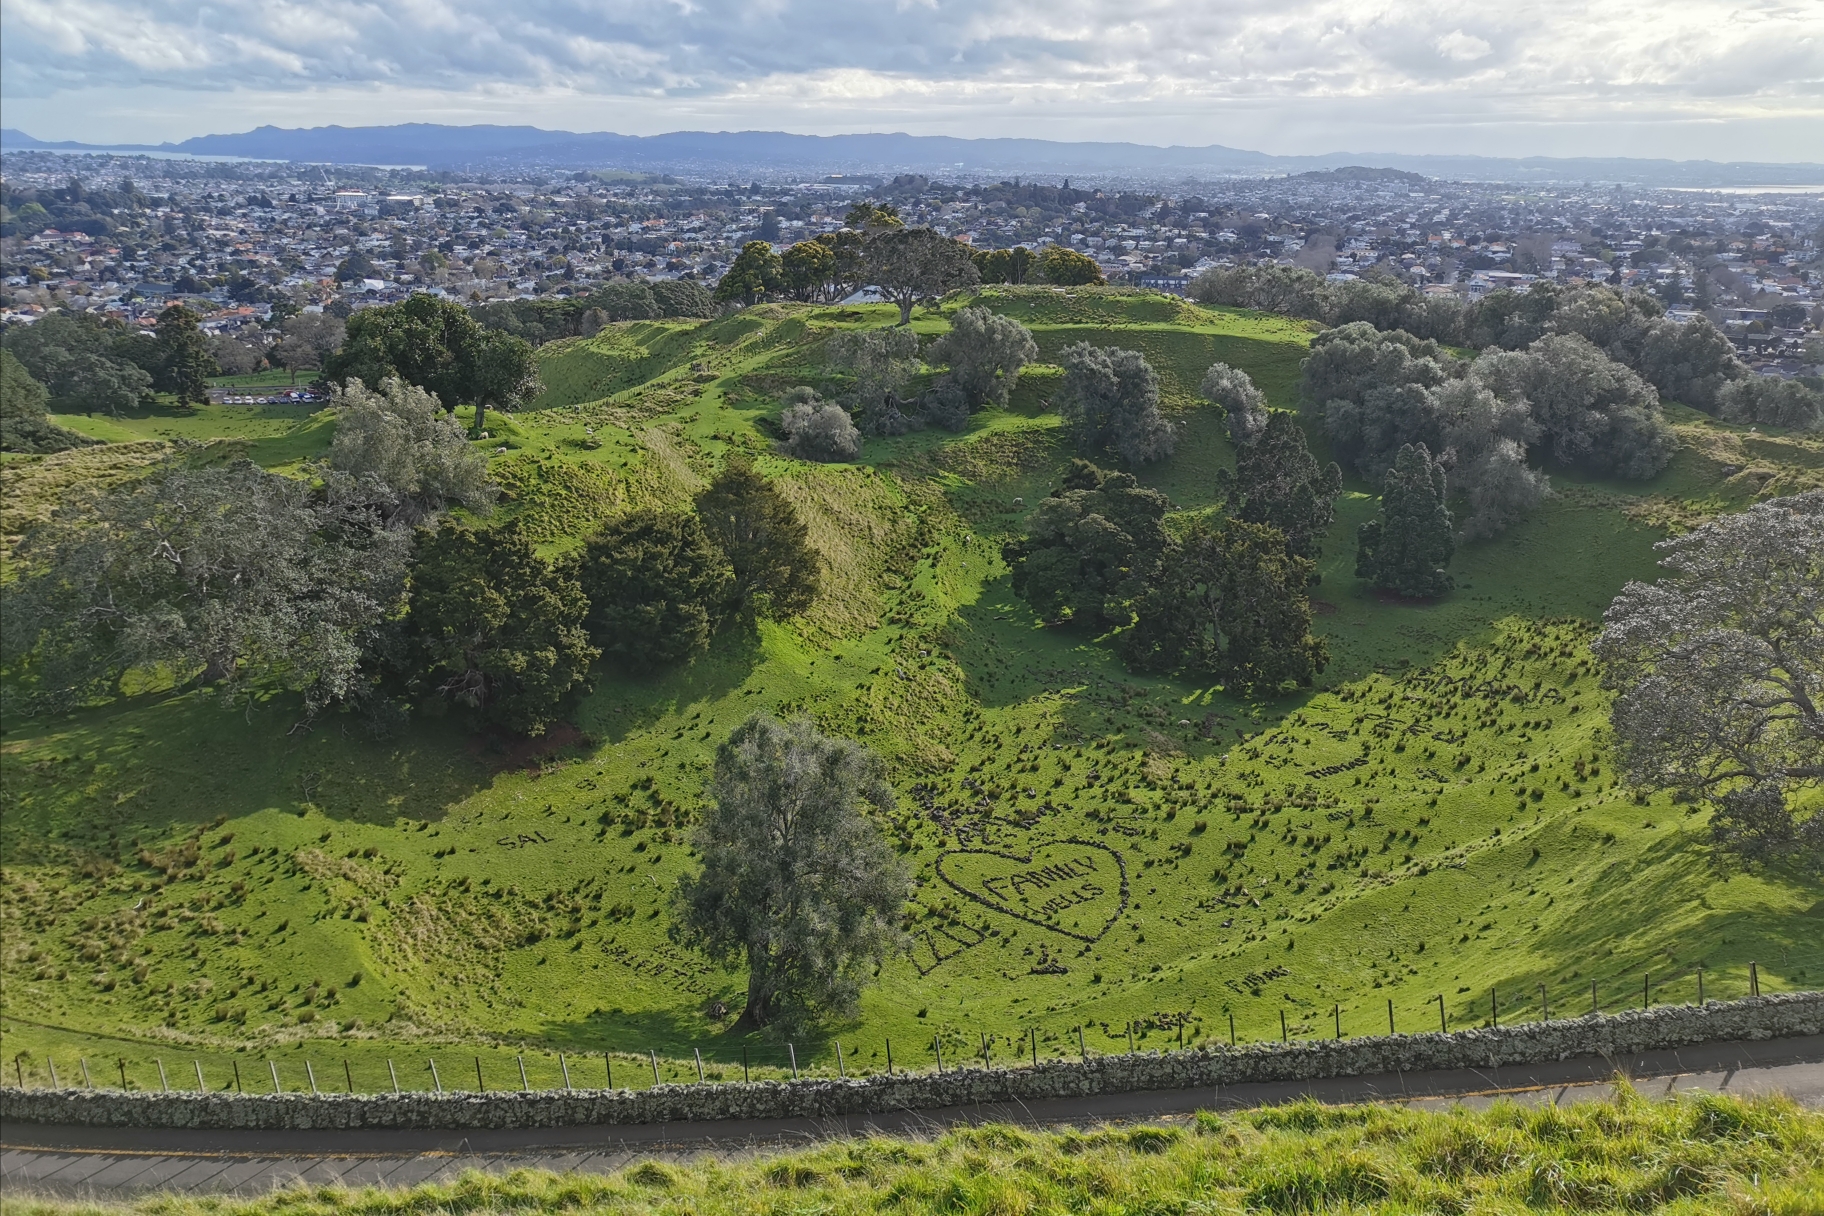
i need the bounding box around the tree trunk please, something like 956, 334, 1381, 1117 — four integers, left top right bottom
895, 296, 915, 326
735, 967, 772, 1029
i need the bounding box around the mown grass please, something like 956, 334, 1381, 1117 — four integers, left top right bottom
8, 1087, 1822, 1215
3, 293, 1820, 1094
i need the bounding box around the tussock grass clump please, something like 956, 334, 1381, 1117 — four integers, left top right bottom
10, 1086, 1821, 1215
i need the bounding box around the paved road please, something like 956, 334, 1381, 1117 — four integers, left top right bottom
6, 1034, 1821, 1198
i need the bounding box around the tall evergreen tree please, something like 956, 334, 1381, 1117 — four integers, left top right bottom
577, 509, 734, 672
1003, 459, 1171, 628
153, 304, 219, 406
1215, 411, 1343, 564
1356, 442, 1455, 598
695, 457, 821, 620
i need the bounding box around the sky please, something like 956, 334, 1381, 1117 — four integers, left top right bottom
2, 0, 1821, 163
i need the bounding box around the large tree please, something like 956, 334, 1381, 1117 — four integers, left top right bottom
326, 377, 498, 523
780, 240, 837, 302
4, 310, 154, 418
1036, 245, 1106, 286
1594, 491, 1823, 869
866, 228, 980, 325
1, 350, 98, 454
1301, 323, 1455, 479
2, 457, 408, 716
695, 457, 821, 620
269, 312, 345, 385
153, 304, 219, 406
1215, 410, 1342, 564
1199, 361, 1268, 446
1123, 519, 1327, 693
1356, 443, 1455, 598
577, 509, 733, 673
466, 326, 541, 436
826, 326, 921, 436
928, 306, 1037, 410
406, 521, 597, 736
674, 714, 910, 1030
1055, 342, 1176, 464
714, 241, 783, 307
323, 293, 483, 412
1472, 334, 1675, 479
1003, 459, 1171, 628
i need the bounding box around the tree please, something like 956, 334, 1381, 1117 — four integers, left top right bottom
1, 350, 98, 454
465, 327, 541, 436
1717, 377, 1824, 432
327, 377, 498, 522
1356, 443, 1454, 598
695, 456, 821, 620
1434, 377, 1549, 541
576, 509, 733, 673
1594, 491, 1823, 869
207, 333, 265, 377
779, 389, 862, 462
972, 246, 1036, 285
844, 202, 902, 233
1123, 519, 1327, 693
714, 241, 783, 307
405, 520, 597, 736
1199, 361, 1268, 446
866, 228, 980, 325
269, 312, 345, 385
649, 278, 716, 319
4, 311, 154, 418
1036, 245, 1106, 286
324, 293, 483, 411
1636, 316, 1746, 413
674, 714, 910, 1030
1301, 323, 1455, 479
826, 326, 921, 436
1215, 411, 1342, 563
781, 241, 837, 302
1003, 459, 1171, 628
1055, 342, 1176, 464
153, 304, 219, 406
2, 456, 408, 716
928, 306, 1037, 409
1473, 334, 1675, 479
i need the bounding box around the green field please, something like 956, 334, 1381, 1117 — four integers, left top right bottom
3, 288, 1820, 1095
10, 1087, 1823, 1214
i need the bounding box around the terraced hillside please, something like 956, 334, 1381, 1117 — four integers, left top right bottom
2, 288, 1818, 1093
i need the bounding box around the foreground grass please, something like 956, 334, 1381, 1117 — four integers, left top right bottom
8, 1087, 1822, 1215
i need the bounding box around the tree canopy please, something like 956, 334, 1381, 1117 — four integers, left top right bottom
152, 304, 219, 407
1055, 342, 1176, 465
1356, 443, 1455, 598
866, 228, 980, 325
2, 309, 154, 418
673, 714, 910, 1030
1, 349, 98, 454
324, 293, 493, 412
326, 377, 499, 523
928, 306, 1037, 410
1003, 459, 1171, 629
1215, 410, 1342, 564
1595, 490, 1823, 870
695, 457, 821, 620
577, 509, 733, 673
779, 389, 862, 462
714, 241, 783, 307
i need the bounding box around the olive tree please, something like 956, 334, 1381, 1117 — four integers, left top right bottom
1594, 491, 1823, 869
928, 306, 1037, 410
674, 715, 910, 1029
328, 377, 498, 522
1055, 342, 1176, 465
1199, 361, 1268, 446
779, 389, 862, 462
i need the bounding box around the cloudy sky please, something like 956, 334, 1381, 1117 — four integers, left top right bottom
3, 0, 1820, 161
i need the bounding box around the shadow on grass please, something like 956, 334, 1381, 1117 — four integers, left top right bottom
573, 624, 768, 745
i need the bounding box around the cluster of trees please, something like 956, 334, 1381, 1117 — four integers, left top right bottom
1196, 267, 1820, 430
1303, 321, 1673, 541
0, 303, 221, 429
970, 244, 1106, 287
1597, 490, 1822, 870
1006, 368, 1338, 696
1, 349, 102, 454
324, 294, 540, 434
779, 307, 1040, 459
471, 279, 716, 346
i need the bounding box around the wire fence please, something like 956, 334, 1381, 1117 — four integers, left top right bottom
8, 961, 1791, 1096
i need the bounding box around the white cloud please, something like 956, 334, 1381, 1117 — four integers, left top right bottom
1434, 29, 1492, 63
1, 0, 1819, 158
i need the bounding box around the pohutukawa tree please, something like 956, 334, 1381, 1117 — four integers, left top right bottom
674, 715, 910, 1030
1595, 490, 1823, 869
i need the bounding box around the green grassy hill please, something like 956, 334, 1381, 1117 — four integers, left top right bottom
3, 288, 1819, 1094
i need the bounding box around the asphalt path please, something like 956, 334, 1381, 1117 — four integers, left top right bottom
5, 1034, 1821, 1198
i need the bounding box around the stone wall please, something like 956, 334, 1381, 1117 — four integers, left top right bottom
5, 993, 1818, 1131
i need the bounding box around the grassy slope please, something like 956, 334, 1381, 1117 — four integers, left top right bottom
3, 290, 1820, 1095
10, 1088, 1823, 1214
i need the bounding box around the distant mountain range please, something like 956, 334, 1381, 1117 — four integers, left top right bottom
4, 124, 1820, 188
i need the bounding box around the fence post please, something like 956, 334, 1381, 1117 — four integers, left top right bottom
194, 1060, 206, 1093
1492, 988, 1498, 1029
1387, 999, 1395, 1036
650, 1050, 661, 1087
606, 1053, 613, 1089
14, 1059, 22, 1088
744, 1045, 751, 1082
345, 1060, 354, 1094
1078, 1025, 1087, 1061
1032, 1027, 1039, 1066
1592, 979, 1598, 1014
118, 1058, 129, 1090
1540, 983, 1549, 1021
473, 1057, 484, 1093
518, 1055, 529, 1092
1436, 995, 1447, 1034
787, 1044, 798, 1080
428, 1058, 442, 1094
1643, 973, 1650, 1010
1178, 1023, 1184, 1051
934, 1036, 944, 1074
233, 1060, 242, 1093
835, 1043, 844, 1079
1334, 1004, 1342, 1040
270, 1059, 283, 1094
306, 1061, 319, 1095
560, 1053, 571, 1090
80, 1059, 93, 1089
882, 1041, 889, 1078
156, 1059, 168, 1092
981, 1032, 990, 1067
1750, 961, 1759, 997
696, 1048, 707, 1082
1229, 1012, 1237, 1045
1697, 965, 1704, 1006
1280, 1010, 1288, 1043
388, 1060, 399, 1094
1127, 1022, 1136, 1054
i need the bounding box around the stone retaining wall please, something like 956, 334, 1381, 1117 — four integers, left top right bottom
4, 993, 1818, 1131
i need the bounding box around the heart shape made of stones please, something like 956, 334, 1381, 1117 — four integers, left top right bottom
935, 839, 1128, 942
